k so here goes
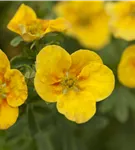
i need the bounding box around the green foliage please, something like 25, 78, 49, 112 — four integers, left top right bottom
99, 85, 135, 123
10, 36, 23, 47
10, 56, 34, 69
4, 27, 135, 150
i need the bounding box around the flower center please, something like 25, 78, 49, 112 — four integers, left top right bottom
76, 16, 90, 26
63, 78, 75, 88
27, 23, 44, 35
61, 72, 79, 94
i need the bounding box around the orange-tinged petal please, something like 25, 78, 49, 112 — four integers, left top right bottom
34, 73, 62, 102
0, 100, 18, 130
4, 69, 27, 107
7, 4, 37, 35
0, 50, 10, 74
70, 50, 103, 76
78, 62, 115, 102
36, 45, 71, 84
57, 90, 96, 123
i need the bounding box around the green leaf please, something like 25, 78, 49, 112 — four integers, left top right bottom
99, 85, 135, 123
98, 38, 128, 73
0, 131, 6, 150
27, 105, 54, 150
10, 56, 34, 69
42, 32, 65, 46
27, 105, 39, 136
10, 36, 23, 47
35, 132, 54, 150
24, 65, 35, 79
106, 123, 135, 150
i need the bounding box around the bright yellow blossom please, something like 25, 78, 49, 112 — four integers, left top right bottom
34, 45, 115, 123
106, 1, 135, 41
7, 4, 70, 42
54, 1, 110, 50
118, 45, 135, 88
0, 50, 27, 129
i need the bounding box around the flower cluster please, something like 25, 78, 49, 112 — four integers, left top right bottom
5, 1, 135, 129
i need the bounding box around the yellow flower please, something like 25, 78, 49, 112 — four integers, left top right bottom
0, 50, 27, 129
106, 1, 135, 41
54, 1, 110, 50
34, 45, 115, 123
118, 45, 135, 88
7, 4, 70, 42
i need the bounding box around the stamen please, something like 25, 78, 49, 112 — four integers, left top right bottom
0, 83, 7, 99
63, 88, 68, 94
73, 86, 80, 92
1, 93, 6, 99
1, 83, 6, 88
65, 71, 69, 77
27, 22, 44, 35
61, 72, 80, 94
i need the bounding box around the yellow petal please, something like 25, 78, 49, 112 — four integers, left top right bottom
118, 45, 135, 88
34, 73, 62, 102
118, 60, 135, 88
70, 50, 103, 76
36, 45, 71, 84
35, 45, 71, 102
0, 50, 10, 74
120, 45, 135, 59
21, 33, 38, 42
7, 4, 37, 35
54, 1, 110, 49
106, 2, 135, 41
4, 69, 28, 107
105, 2, 129, 17
111, 17, 135, 41
55, 1, 104, 20
74, 12, 110, 49
57, 90, 96, 123
0, 100, 18, 130
78, 62, 115, 102
45, 17, 71, 33
54, 2, 80, 23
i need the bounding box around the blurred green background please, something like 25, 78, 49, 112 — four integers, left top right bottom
1, 1, 135, 150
